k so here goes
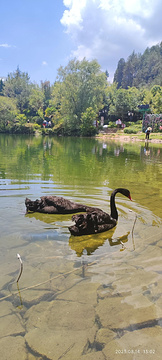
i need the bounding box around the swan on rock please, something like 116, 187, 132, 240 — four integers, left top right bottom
25, 188, 132, 236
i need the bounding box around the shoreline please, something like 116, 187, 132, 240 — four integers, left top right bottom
96, 132, 162, 144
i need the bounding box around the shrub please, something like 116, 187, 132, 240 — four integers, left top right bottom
108, 121, 117, 128
124, 121, 142, 134
32, 116, 43, 125
33, 124, 41, 130
15, 114, 27, 124
81, 107, 97, 136
124, 127, 138, 134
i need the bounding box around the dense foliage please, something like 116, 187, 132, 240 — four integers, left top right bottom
114, 43, 162, 89
49, 59, 106, 135
0, 44, 162, 135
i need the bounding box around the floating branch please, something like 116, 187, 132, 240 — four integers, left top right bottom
17, 253, 23, 282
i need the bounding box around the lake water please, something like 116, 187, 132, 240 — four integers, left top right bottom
0, 134, 162, 360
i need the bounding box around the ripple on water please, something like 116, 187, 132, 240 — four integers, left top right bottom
0, 183, 162, 359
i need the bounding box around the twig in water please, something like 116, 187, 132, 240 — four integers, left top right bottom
0, 260, 97, 302
16, 282, 23, 309
58, 343, 75, 360
17, 253, 23, 282
131, 214, 137, 250
132, 214, 137, 236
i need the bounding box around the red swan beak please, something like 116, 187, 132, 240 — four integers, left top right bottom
129, 194, 132, 201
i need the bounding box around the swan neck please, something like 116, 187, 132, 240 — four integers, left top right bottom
110, 189, 118, 220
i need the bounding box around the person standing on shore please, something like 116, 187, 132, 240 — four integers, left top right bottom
145, 127, 152, 140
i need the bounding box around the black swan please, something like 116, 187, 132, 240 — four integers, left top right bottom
68, 188, 132, 236
25, 188, 132, 236
25, 195, 92, 214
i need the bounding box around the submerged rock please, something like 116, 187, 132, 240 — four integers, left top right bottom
0, 336, 26, 360
96, 295, 161, 329
24, 286, 98, 359
0, 306, 25, 338
103, 327, 162, 360
25, 327, 98, 360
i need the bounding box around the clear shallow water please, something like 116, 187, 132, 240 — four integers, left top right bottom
0, 134, 162, 359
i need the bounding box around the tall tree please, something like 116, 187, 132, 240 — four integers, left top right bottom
150, 85, 162, 113
0, 79, 4, 96
81, 107, 97, 136
105, 70, 109, 80
51, 58, 107, 135
114, 44, 162, 89
4, 66, 31, 113
29, 86, 44, 115
0, 96, 17, 130
113, 58, 125, 88
115, 89, 130, 121
122, 52, 139, 89
41, 80, 51, 110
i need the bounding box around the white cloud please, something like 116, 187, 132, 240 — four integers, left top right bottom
63, 0, 73, 6
42, 61, 48, 66
0, 43, 12, 48
61, 0, 87, 32
61, 0, 162, 80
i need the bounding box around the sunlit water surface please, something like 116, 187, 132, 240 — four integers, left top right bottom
0, 134, 162, 360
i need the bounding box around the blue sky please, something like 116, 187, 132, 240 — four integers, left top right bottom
1, 0, 162, 84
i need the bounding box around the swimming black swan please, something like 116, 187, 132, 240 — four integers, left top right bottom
25, 195, 92, 214
25, 188, 132, 236
68, 188, 132, 236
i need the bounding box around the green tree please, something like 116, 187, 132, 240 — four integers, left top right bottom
29, 86, 44, 114
0, 79, 4, 96
151, 85, 162, 97
139, 45, 162, 87
105, 70, 109, 80
150, 85, 162, 113
127, 87, 140, 112
45, 106, 56, 118
104, 83, 117, 119
152, 92, 162, 113
41, 80, 51, 111
113, 43, 162, 89
51, 58, 107, 135
113, 58, 125, 88
81, 107, 97, 136
4, 66, 31, 113
122, 52, 140, 89
113, 89, 130, 121
49, 81, 64, 131
0, 96, 18, 130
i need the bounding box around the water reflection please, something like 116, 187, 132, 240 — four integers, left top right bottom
69, 231, 130, 256
0, 134, 162, 359
43, 138, 52, 153
25, 208, 130, 257
114, 145, 124, 157
142, 143, 161, 162
144, 142, 151, 156
26, 212, 131, 256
